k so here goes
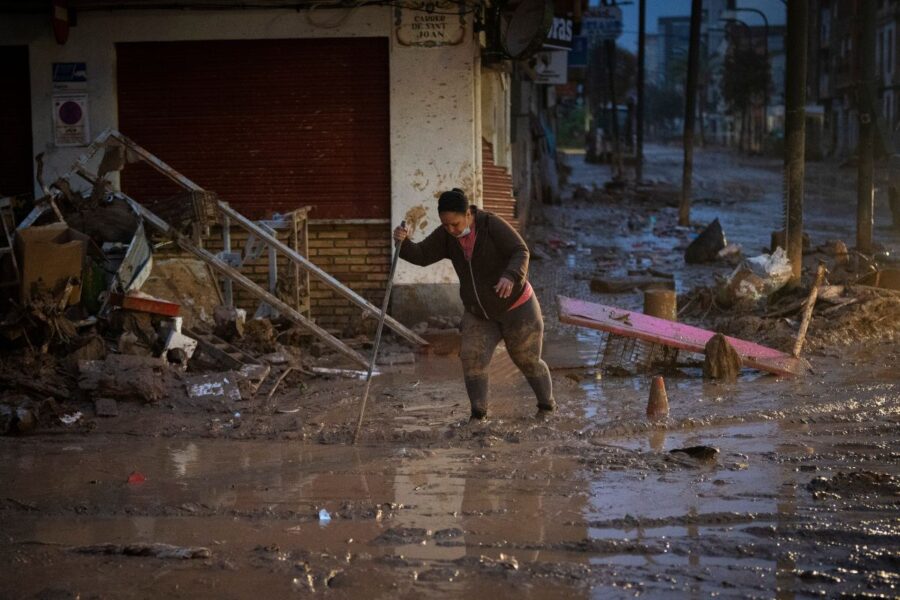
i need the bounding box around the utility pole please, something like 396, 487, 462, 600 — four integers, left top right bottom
636, 0, 645, 183
857, 0, 876, 254
679, 0, 702, 226
600, 0, 623, 179
784, 0, 807, 283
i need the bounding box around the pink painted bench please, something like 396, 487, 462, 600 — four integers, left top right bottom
557, 296, 807, 377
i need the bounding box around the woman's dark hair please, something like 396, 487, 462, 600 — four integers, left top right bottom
438, 188, 468, 214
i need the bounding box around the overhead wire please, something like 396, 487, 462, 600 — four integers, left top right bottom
69, 0, 483, 15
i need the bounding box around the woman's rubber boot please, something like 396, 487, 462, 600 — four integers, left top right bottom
464, 376, 489, 420
527, 375, 556, 413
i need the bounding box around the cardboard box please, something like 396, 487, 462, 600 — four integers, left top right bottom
15, 223, 92, 305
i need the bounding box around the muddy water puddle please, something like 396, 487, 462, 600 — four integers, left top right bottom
4, 388, 899, 599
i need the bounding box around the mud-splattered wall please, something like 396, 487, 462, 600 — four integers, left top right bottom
390, 35, 481, 291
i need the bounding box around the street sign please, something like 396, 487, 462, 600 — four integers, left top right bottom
531, 50, 568, 84
582, 6, 623, 43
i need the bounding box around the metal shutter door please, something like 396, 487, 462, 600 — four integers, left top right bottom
116, 38, 390, 220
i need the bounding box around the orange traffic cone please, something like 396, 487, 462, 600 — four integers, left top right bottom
646, 376, 669, 421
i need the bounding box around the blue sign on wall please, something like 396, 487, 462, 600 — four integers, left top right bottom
582, 6, 624, 43
569, 36, 588, 68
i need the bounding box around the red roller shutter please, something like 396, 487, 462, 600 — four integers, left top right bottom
116, 38, 390, 220
0, 46, 34, 197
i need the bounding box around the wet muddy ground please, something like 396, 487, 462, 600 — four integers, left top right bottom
2, 144, 899, 599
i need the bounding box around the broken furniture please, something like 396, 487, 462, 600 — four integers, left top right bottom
219, 206, 311, 319
558, 296, 808, 377
40, 129, 427, 368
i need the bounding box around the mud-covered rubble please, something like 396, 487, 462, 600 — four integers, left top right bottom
1, 226, 414, 439
1, 131, 433, 440
0, 298, 349, 436
674, 240, 900, 353
696, 280, 900, 352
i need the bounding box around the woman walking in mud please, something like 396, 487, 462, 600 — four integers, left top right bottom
393, 188, 555, 420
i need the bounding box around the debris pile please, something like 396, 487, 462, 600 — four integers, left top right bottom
678, 241, 900, 353
684, 218, 727, 264
0, 130, 426, 436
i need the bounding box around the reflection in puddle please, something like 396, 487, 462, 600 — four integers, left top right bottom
169, 442, 199, 477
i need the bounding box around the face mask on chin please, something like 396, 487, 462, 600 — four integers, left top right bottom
455, 226, 471, 239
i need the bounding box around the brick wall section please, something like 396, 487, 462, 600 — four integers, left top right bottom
160, 222, 390, 332
305, 223, 391, 331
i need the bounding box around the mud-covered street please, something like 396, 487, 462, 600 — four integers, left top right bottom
2, 144, 899, 599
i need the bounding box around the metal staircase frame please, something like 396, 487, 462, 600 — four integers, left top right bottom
41, 129, 427, 368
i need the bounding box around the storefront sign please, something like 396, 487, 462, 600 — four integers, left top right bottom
53, 94, 90, 146
544, 17, 573, 50
531, 50, 568, 85
582, 5, 623, 43
394, 1, 466, 47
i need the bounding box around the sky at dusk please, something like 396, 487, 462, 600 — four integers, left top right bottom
600, 0, 787, 52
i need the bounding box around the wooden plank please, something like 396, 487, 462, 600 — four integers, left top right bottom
557, 295, 807, 377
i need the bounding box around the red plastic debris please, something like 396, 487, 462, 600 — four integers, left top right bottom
108, 292, 180, 317
127, 471, 146, 484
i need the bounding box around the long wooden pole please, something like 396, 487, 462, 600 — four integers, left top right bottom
635, 0, 646, 183
857, 0, 876, 254
678, 0, 702, 226
792, 264, 826, 358
784, 0, 808, 284
353, 226, 405, 444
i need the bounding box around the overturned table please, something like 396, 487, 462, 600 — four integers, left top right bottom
557, 296, 807, 377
